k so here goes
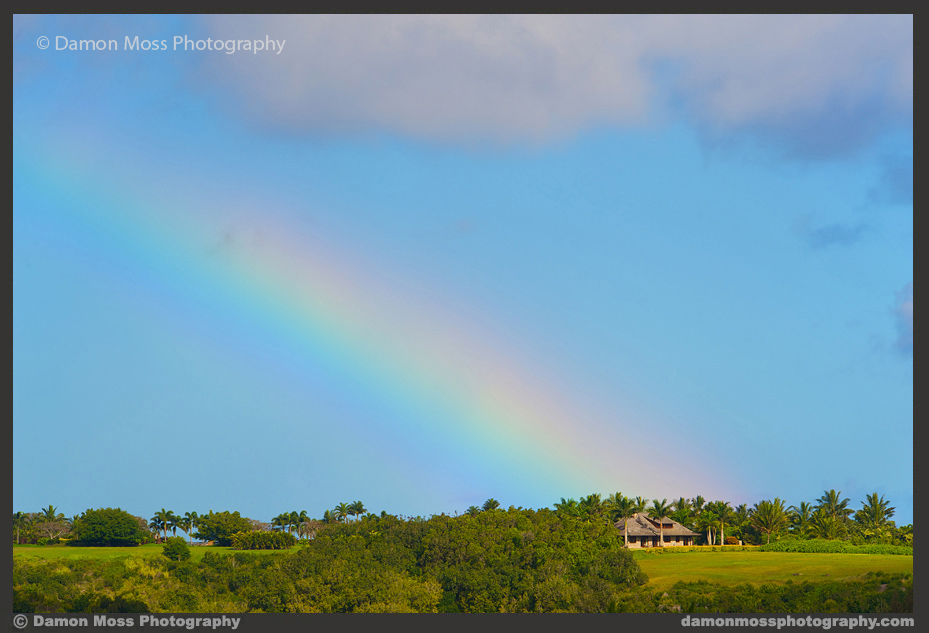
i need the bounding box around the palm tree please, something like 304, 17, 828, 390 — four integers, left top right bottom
854, 493, 895, 532
810, 509, 846, 539
271, 513, 289, 531
815, 490, 852, 522
671, 498, 693, 527
166, 511, 180, 538
647, 499, 673, 547
554, 498, 582, 519
149, 517, 164, 541
607, 495, 637, 547
788, 502, 814, 539
334, 502, 352, 522
691, 495, 706, 516
349, 501, 366, 521
632, 497, 648, 514
695, 508, 718, 545
751, 498, 788, 544
178, 515, 191, 544
322, 509, 336, 524
294, 510, 309, 535
182, 512, 199, 544
707, 501, 733, 545
604, 492, 625, 512
732, 504, 751, 543
579, 494, 603, 522
465, 506, 481, 517
13, 512, 31, 545
151, 509, 173, 541
39, 505, 65, 524
482, 498, 500, 512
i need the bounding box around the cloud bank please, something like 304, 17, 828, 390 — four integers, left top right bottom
199, 15, 912, 155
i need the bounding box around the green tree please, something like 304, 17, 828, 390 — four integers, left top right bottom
632, 497, 648, 514
647, 499, 673, 547
334, 502, 352, 523
855, 493, 895, 532
671, 498, 693, 527
695, 508, 719, 545
351, 501, 367, 521
732, 503, 751, 542
751, 498, 788, 544
482, 498, 500, 512
553, 498, 582, 519
606, 495, 637, 547
465, 506, 482, 517
166, 510, 179, 538
151, 509, 173, 541
789, 501, 814, 538
149, 517, 164, 540
810, 509, 847, 539
815, 490, 852, 522
579, 493, 603, 521
193, 511, 253, 546
181, 512, 198, 544
75, 508, 147, 546
162, 536, 191, 561
707, 501, 733, 546
13, 512, 32, 545
271, 513, 289, 532
39, 504, 65, 524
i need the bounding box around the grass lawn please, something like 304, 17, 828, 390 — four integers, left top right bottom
633, 551, 913, 591
13, 543, 294, 562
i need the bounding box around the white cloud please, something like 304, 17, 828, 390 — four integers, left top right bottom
198, 15, 912, 153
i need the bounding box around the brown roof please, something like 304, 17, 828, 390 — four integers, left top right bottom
614, 513, 699, 537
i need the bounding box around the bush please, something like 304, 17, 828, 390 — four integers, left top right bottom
70, 508, 146, 547
162, 537, 191, 562
725, 536, 740, 545
193, 511, 253, 547
231, 530, 297, 550
759, 539, 912, 555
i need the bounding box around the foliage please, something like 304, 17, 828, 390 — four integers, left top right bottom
162, 537, 191, 562
69, 508, 147, 547
621, 572, 912, 613
193, 511, 253, 547
231, 531, 297, 550
758, 539, 912, 555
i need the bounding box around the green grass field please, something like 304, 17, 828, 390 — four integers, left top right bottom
13, 543, 291, 562
633, 551, 913, 590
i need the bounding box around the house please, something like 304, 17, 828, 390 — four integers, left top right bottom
614, 512, 699, 548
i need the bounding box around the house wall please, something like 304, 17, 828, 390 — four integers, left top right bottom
623, 535, 694, 548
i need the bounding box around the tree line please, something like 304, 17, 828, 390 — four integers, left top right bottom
12, 489, 911, 548
13, 507, 912, 613
548, 489, 909, 547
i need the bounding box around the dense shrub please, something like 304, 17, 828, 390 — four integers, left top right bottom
193, 511, 253, 547
162, 537, 191, 561
69, 508, 146, 547
759, 539, 912, 555
231, 531, 297, 550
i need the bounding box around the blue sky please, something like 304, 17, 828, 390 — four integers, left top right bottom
13, 15, 912, 526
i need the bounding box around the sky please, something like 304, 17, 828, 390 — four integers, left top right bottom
13, 15, 913, 526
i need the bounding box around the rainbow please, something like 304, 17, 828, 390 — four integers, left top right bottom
15, 124, 733, 507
